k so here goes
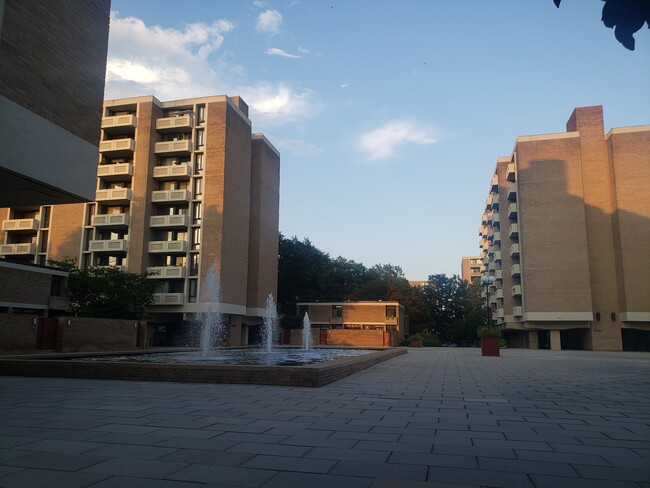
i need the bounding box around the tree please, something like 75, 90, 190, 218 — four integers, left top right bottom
422, 274, 467, 342
48, 259, 154, 320
554, 0, 650, 50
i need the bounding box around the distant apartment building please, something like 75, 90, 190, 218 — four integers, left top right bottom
0, 0, 111, 206
461, 256, 482, 284
478, 106, 649, 352
297, 301, 407, 346
0, 95, 280, 347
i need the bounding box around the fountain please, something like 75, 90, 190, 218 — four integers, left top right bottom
261, 293, 278, 352
197, 266, 224, 359
302, 312, 313, 350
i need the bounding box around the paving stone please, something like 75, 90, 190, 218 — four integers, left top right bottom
306, 446, 390, 462
0, 468, 108, 488
15, 438, 100, 453
169, 463, 277, 486
5, 451, 106, 471
89, 477, 203, 488
241, 454, 336, 473
160, 447, 254, 466
81, 457, 188, 478
427, 466, 534, 488
331, 459, 428, 481
529, 474, 639, 488
259, 471, 373, 488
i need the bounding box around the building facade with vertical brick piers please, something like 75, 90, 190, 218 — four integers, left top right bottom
479, 106, 650, 351
1, 95, 280, 347
461, 256, 482, 285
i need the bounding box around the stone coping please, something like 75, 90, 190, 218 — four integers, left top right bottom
0, 346, 406, 387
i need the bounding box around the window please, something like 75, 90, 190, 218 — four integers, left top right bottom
386, 306, 397, 318
85, 203, 96, 226
40, 206, 51, 227
193, 178, 203, 196
192, 202, 202, 224
190, 254, 199, 275
332, 305, 342, 318
197, 104, 205, 123
194, 153, 204, 173
192, 228, 201, 250
38, 230, 48, 253
195, 129, 205, 148
188, 279, 198, 302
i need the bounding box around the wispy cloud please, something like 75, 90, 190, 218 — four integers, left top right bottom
256, 9, 282, 35
357, 120, 438, 161
340, 82, 350, 88
266, 47, 301, 59
104, 11, 319, 125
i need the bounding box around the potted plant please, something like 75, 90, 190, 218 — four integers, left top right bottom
477, 325, 500, 357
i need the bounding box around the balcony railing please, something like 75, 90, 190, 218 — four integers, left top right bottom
149, 214, 189, 228
152, 293, 184, 305
96, 265, 127, 272
506, 163, 516, 182
2, 219, 40, 232
493, 232, 501, 244
510, 243, 520, 258
92, 213, 130, 228
509, 223, 519, 239
0, 243, 36, 255
490, 194, 499, 209
102, 114, 136, 131
494, 251, 502, 262
89, 239, 128, 253
97, 163, 134, 180
96, 188, 132, 204
153, 164, 192, 180
154, 140, 192, 155
99, 138, 135, 155
151, 189, 191, 204
490, 174, 498, 191
148, 240, 188, 253
512, 306, 523, 317
507, 184, 517, 201
511, 264, 521, 277
495, 270, 503, 280
508, 203, 518, 220
147, 266, 187, 279
156, 115, 194, 132
496, 309, 505, 319
512, 285, 522, 296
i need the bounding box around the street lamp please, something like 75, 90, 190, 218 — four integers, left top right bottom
480, 275, 496, 326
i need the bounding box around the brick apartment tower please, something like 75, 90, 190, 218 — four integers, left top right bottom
460, 256, 482, 285
478, 106, 649, 351
0, 95, 280, 346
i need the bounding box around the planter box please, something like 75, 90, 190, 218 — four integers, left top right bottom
409, 341, 423, 348
481, 337, 500, 356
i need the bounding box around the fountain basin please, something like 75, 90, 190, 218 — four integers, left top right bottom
0, 347, 406, 387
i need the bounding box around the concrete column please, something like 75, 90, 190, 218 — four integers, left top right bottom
550, 330, 562, 350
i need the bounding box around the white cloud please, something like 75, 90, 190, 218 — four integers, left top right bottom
104, 12, 319, 125
272, 137, 322, 157
266, 47, 301, 59
242, 83, 319, 123
357, 120, 438, 161
340, 82, 350, 88
256, 10, 282, 35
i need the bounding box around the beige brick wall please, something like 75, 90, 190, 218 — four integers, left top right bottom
49, 204, 85, 261
55, 317, 143, 353
0, 266, 51, 304
0, 314, 38, 352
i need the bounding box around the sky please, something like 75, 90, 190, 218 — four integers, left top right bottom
105, 0, 650, 280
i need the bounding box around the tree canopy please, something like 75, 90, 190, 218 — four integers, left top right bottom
48, 258, 155, 320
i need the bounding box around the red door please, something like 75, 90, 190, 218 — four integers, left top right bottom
37, 318, 57, 349
319, 329, 328, 345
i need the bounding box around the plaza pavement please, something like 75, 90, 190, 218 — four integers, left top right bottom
0, 348, 649, 488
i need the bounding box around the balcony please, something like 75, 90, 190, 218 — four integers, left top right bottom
148, 240, 188, 254
2, 219, 40, 232
490, 174, 498, 191
155, 140, 192, 155
153, 164, 192, 180
156, 115, 194, 133
510, 243, 520, 258
509, 223, 519, 239
89, 239, 128, 253
506, 163, 516, 182
151, 189, 191, 204
479, 225, 488, 237
507, 184, 517, 201
492, 212, 500, 224
508, 203, 518, 220
511, 264, 521, 277
512, 285, 522, 296
149, 214, 189, 228
481, 213, 488, 225
0, 243, 36, 255
494, 251, 502, 262
490, 194, 499, 210
96, 188, 132, 205
99, 138, 135, 156
385, 316, 398, 326
492, 232, 501, 244
97, 163, 134, 181
96, 265, 127, 272
92, 213, 130, 228
512, 306, 523, 317
153, 293, 184, 305
494, 270, 503, 280
496, 309, 505, 319
147, 266, 187, 279
101, 114, 137, 134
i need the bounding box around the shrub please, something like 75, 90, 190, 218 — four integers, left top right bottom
477, 326, 500, 338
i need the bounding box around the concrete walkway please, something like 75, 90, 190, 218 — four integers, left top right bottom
1, 348, 649, 487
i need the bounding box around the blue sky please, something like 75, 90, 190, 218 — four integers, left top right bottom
105, 0, 650, 280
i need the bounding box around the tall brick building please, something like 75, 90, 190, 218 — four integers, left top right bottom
1, 95, 280, 347
478, 106, 650, 351
460, 256, 482, 285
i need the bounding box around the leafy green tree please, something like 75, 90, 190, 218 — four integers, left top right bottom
422, 274, 468, 341
48, 259, 154, 320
